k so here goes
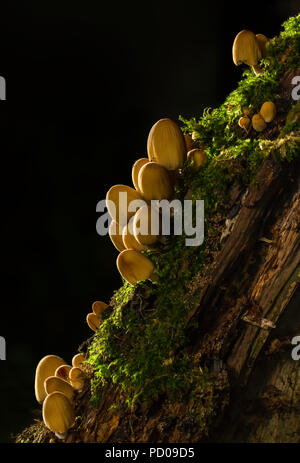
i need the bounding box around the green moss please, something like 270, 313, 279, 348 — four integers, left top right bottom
88, 14, 300, 410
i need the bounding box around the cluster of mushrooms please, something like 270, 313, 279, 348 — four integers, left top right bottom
106, 118, 207, 285
239, 101, 277, 133
34, 352, 86, 438
33, 27, 277, 440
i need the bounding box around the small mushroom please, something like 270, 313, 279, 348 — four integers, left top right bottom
260, 101, 276, 123
55, 365, 72, 383
35, 355, 66, 404
92, 301, 108, 318
232, 30, 263, 75
122, 216, 147, 251
72, 353, 86, 369
238, 116, 251, 132
252, 113, 267, 132
132, 158, 149, 192
183, 133, 195, 152
109, 220, 126, 252
117, 249, 155, 285
42, 391, 75, 436
187, 149, 208, 171
147, 118, 186, 170
133, 205, 160, 247
44, 376, 75, 402
86, 312, 101, 332
138, 162, 174, 201
106, 184, 145, 226
256, 34, 269, 56
69, 367, 85, 391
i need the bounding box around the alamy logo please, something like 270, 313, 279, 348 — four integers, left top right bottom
0, 336, 6, 360
291, 76, 300, 101
0, 76, 6, 100
291, 335, 300, 361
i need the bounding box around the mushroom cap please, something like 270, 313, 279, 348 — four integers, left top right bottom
183, 133, 195, 152
117, 249, 154, 285
260, 101, 276, 123
44, 376, 75, 402
109, 220, 126, 252
256, 34, 268, 56
86, 312, 101, 332
133, 205, 160, 247
147, 118, 186, 170
132, 158, 149, 191
55, 365, 72, 383
232, 30, 262, 66
72, 353, 86, 369
238, 116, 251, 130
35, 355, 66, 404
252, 113, 267, 132
106, 185, 145, 226
122, 216, 147, 251
69, 367, 85, 390
138, 162, 174, 202
92, 301, 108, 317
187, 149, 208, 171
42, 392, 75, 434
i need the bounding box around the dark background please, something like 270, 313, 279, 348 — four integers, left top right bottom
0, 0, 298, 443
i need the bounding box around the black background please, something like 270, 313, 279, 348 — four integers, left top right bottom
0, 0, 299, 443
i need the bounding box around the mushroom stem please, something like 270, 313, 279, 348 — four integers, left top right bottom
251, 64, 263, 75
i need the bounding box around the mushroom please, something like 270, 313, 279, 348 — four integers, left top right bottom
183, 133, 195, 152
147, 118, 186, 170
44, 376, 75, 402
260, 101, 276, 123
109, 220, 126, 252
122, 216, 147, 251
86, 312, 101, 332
252, 113, 267, 132
133, 205, 160, 247
187, 149, 208, 171
117, 249, 155, 285
72, 353, 86, 369
106, 184, 145, 226
138, 162, 174, 201
42, 391, 75, 437
132, 158, 149, 192
55, 365, 72, 383
256, 34, 269, 56
232, 30, 263, 75
92, 301, 108, 318
69, 367, 85, 391
238, 116, 251, 132
35, 355, 66, 404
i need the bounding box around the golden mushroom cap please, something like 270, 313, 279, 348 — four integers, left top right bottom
35, 355, 66, 404
106, 184, 145, 226
69, 367, 85, 390
252, 113, 267, 132
72, 353, 86, 369
42, 391, 75, 434
133, 205, 160, 247
256, 34, 269, 56
132, 158, 149, 191
232, 30, 262, 66
92, 301, 108, 317
260, 101, 276, 123
183, 133, 195, 152
44, 376, 75, 402
147, 118, 186, 170
138, 162, 174, 202
55, 365, 72, 383
86, 312, 101, 332
109, 220, 126, 252
238, 116, 251, 131
187, 149, 208, 171
122, 216, 147, 251
117, 249, 154, 285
